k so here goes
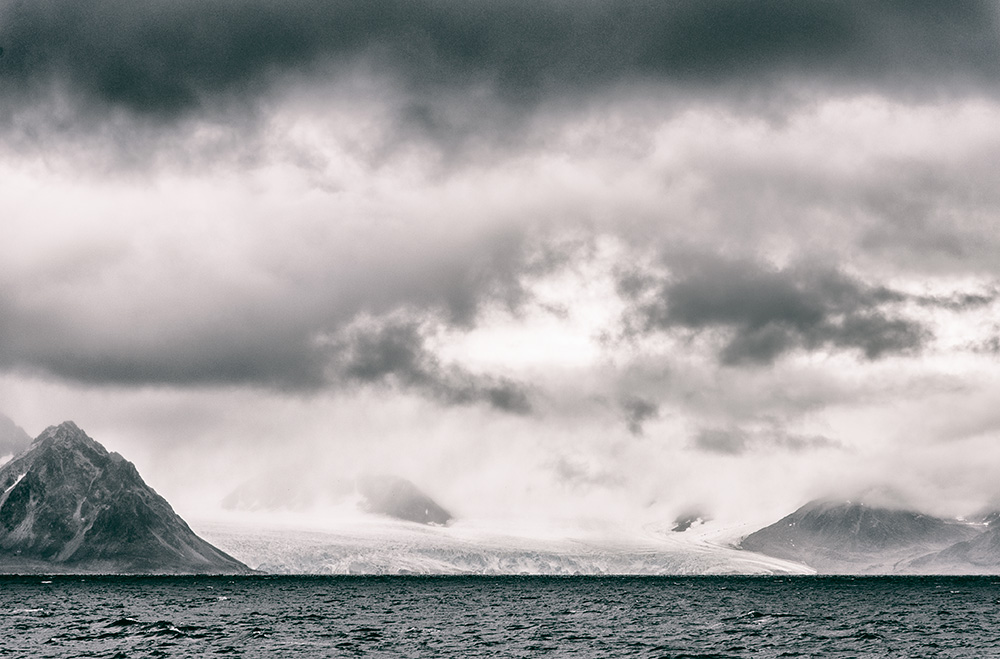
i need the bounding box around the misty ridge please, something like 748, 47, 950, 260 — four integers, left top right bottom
4, 413, 1000, 575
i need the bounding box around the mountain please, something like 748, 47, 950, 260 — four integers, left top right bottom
221, 465, 349, 511
671, 511, 709, 533
358, 475, 452, 526
0, 413, 31, 459
223, 468, 453, 526
906, 525, 1000, 573
740, 499, 981, 573
0, 421, 250, 574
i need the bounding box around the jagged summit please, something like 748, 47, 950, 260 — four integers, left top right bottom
0, 421, 250, 574
28, 421, 114, 459
33, 420, 90, 444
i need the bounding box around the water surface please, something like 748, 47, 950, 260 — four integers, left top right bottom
2, 575, 999, 657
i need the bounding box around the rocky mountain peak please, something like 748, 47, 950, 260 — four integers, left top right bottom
0, 421, 249, 574
33, 421, 101, 449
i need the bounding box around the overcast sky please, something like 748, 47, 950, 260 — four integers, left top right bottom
3, 0, 1000, 527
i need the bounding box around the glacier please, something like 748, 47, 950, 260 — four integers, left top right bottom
192, 514, 812, 575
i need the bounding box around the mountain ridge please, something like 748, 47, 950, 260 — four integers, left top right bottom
740, 499, 983, 574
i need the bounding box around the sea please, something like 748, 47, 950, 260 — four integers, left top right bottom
2, 575, 999, 658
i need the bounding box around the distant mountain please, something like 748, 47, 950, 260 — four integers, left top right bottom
740, 499, 980, 573
0, 421, 250, 574
0, 413, 31, 458
906, 525, 1000, 574
671, 512, 709, 533
223, 468, 453, 526
358, 475, 452, 526
221, 465, 348, 512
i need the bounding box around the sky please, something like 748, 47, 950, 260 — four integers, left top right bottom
3, 0, 1000, 529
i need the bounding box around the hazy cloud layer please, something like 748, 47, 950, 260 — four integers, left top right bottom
694, 425, 841, 456
620, 395, 659, 436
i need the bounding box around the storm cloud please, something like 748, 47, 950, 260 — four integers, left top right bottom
0, 216, 536, 404
3, 0, 1000, 130
325, 316, 531, 413
625, 255, 928, 365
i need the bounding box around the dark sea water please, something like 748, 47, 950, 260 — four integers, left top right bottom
2, 575, 1000, 658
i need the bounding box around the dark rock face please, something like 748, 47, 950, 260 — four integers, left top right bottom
358, 475, 452, 526
671, 512, 708, 533
740, 499, 980, 573
0, 422, 250, 574
0, 413, 31, 458
976, 510, 1000, 527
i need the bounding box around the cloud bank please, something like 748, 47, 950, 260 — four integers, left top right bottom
3, 0, 1000, 528
4, 0, 1000, 151
623, 254, 926, 365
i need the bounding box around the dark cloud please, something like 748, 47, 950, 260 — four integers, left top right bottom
774, 432, 841, 453
2, 0, 999, 126
693, 425, 840, 455
915, 289, 998, 311
0, 237, 536, 413
0, 301, 531, 413
550, 455, 621, 489
0, 313, 326, 391
694, 428, 748, 455
327, 316, 532, 413
620, 395, 659, 436
625, 255, 928, 365
0, 219, 540, 393
853, 161, 1000, 269
974, 335, 1000, 356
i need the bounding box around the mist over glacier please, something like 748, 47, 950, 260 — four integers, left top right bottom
191, 512, 812, 575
